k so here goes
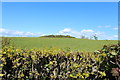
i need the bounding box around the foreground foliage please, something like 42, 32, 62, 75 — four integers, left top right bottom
97, 44, 120, 80
0, 44, 119, 80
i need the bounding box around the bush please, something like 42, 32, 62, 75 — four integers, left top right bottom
0, 47, 106, 80
1, 37, 11, 48
0, 44, 119, 80
41, 35, 75, 38
96, 44, 120, 80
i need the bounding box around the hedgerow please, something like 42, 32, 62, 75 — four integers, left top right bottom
96, 44, 120, 80
0, 44, 119, 80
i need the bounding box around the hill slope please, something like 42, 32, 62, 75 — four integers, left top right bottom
8, 37, 118, 52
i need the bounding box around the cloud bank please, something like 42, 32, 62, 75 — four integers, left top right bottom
58, 28, 118, 40
58, 28, 102, 39
0, 28, 42, 37
0, 28, 118, 40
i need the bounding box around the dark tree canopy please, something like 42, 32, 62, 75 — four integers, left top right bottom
40, 35, 75, 38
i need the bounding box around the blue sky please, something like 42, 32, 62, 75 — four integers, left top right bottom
2, 0, 119, 2
1, 2, 118, 40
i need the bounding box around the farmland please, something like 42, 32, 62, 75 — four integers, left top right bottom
8, 37, 118, 52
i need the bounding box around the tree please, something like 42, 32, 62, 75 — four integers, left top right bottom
93, 34, 98, 40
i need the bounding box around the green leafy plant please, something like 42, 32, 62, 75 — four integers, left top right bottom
0, 44, 119, 80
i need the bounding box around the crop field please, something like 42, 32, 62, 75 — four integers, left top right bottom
8, 37, 118, 52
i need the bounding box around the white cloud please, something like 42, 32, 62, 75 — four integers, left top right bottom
58, 28, 118, 40
0, 28, 42, 37
59, 28, 71, 34
113, 35, 118, 38
58, 28, 104, 39
80, 29, 94, 33
0, 28, 6, 32
97, 25, 111, 28
0, 28, 118, 40
79, 29, 95, 38
113, 27, 118, 30
102, 34, 118, 40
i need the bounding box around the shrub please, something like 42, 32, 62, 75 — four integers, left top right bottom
41, 35, 75, 38
95, 44, 120, 80
0, 47, 106, 80
1, 37, 11, 48
0, 44, 119, 80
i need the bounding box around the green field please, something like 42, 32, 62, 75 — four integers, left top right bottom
7, 37, 118, 52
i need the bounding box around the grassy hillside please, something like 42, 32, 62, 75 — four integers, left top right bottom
7, 37, 118, 52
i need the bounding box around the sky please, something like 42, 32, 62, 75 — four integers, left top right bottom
1, 0, 120, 2
0, 2, 118, 40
